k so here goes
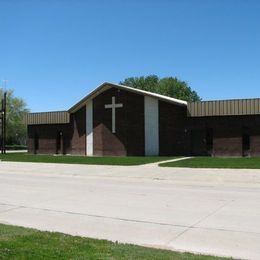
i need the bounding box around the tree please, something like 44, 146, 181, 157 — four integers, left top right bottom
120, 75, 201, 102
0, 89, 29, 145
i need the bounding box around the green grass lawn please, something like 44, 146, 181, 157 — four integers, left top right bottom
0, 153, 176, 166
160, 156, 260, 169
0, 224, 228, 259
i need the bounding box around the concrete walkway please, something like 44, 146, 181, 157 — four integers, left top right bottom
144, 156, 192, 166
6, 150, 27, 153
0, 161, 260, 259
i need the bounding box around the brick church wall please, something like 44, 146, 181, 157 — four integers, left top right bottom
70, 106, 86, 155
27, 107, 86, 155
250, 136, 260, 156
159, 101, 189, 156
213, 130, 242, 157
93, 88, 145, 156
187, 115, 260, 157
244, 116, 260, 157
27, 123, 72, 154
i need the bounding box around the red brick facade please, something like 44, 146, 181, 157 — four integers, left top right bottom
27, 123, 72, 154
27, 107, 86, 155
93, 88, 144, 156
71, 106, 86, 155
159, 101, 188, 156
186, 115, 260, 157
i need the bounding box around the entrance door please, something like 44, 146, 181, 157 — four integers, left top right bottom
56, 131, 66, 154
242, 127, 250, 157
34, 132, 39, 154
56, 131, 64, 154
191, 129, 206, 155
206, 128, 213, 156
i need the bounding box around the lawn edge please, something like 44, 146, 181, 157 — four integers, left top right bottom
0, 223, 229, 259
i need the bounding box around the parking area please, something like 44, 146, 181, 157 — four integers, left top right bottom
0, 161, 260, 259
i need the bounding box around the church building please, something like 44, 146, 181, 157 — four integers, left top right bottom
25, 82, 260, 157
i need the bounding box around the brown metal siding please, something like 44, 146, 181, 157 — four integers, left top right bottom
25, 111, 70, 125
188, 99, 260, 117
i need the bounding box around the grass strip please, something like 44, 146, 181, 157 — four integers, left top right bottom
160, 156, 260, 169
0, 153, 176, 166
0, 224, 228, 259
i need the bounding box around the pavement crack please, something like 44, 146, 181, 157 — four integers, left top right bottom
0, 206, 23, 215
166, 199, 236, 245
191, 199, 236, 228
2, 201, 260, 238
0, 202, 187, 229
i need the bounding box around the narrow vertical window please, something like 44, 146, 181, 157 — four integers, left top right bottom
206, 128, 213, 156
34, 132, 39, 154
242, 127, 250, 157
56, 131, 63, 154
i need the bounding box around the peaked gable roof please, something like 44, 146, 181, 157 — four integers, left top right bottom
69, 82, 187, 113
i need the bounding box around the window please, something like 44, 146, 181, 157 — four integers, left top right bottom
56, 131, 63, 154
242, 127, 250, 157
206, 128, 213, 156
34, 132, 39, 154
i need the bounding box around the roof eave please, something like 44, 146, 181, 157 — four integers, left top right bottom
68, 82, 187, 113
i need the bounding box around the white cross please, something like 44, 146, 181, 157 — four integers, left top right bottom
105, 96, 123, 133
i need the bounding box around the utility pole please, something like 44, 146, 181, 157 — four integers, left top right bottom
1, 92, 7, 154
1, 79, 8, 154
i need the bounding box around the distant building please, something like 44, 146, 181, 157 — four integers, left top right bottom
25, 82, 260, 157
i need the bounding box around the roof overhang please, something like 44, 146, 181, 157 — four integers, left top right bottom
69, 82, 187, 113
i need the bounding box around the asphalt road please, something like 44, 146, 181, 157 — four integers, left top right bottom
0, 161, 260, 259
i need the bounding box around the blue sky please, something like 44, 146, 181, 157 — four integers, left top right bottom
1, 0, 260, 112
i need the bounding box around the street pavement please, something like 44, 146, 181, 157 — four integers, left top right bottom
0, 161, 260, 259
